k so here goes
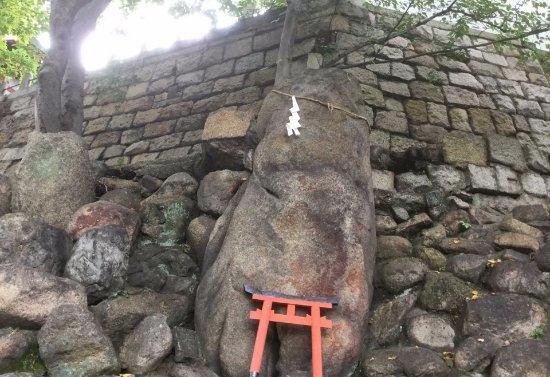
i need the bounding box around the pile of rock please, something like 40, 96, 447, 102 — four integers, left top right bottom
0, 162, 249, 377
366, 203, 549, 377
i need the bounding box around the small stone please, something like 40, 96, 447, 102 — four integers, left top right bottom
375, 215, 397, 235
454, 334, 501, 372
468, 108, 496, 134
361, 85, 385, 107
67, 200, 140, 243
395, 213, 433, 236
442, 86, 479, 106
173, 327, 200, 362
0, 213, 71, 275
427, 103, 449, 127
463, 293, 546, 343
65, 226, 130, 302
392, 206, 409, 222
495, 231, 540, 255
377, 235, 413, 260
0, 328, 28, 369
487, 134, 527, 171
38, 305, 119, 377
426, 164, 467, 193
442, 132, 487, 166
439, 238, 495, 255
379, 80, 410, 97
362, 346, 448, 377
407, 314, 455, 351
468, 164, 497, 193
448, 72, 483, 90
381, 257, 428, 293
500, 217, 543, 240
494, 165, 522, 196
370, 290, 419, 345
391, 63, 416, 81
120, 314, 173, 375
197, 170, 249, 216
487, 261, 548, 298
409, 81, 444, 103
419, 271, 472, 312
374, 111, 408, 134
372, 169, 395, 191
492, 339, 550, 377
395, 172, 432, 193
405, 99, 428, 123
514, 98, 544, 118
446, 253, 486, 283
417, 247, 447, 270
521, 172, 547, 197
0, 174, 10, 216
513, 204, 549, 222
186, 215, 216, 267
490, 110, 515, 135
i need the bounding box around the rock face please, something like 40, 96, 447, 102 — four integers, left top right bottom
126, 244, 199, 295
119, 314, 173, 374
362, 347, 448, 377
0, 213, 71, 275
197, 170, 249, 216
0, 328, 28, 369
196, 69, 376, 377
491, 339, 550, 377
186, 215, 216, 267
0, 263, 86, 328
0, 174, 11, 216
37, 304, 119, 377
12, 132, 95, 229
64, 226, 131, 302
91, 289, 193, 348
67, 200, 140, 243
407, 314, 455, 351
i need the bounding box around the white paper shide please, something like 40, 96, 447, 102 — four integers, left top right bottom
286, 96, 302, 136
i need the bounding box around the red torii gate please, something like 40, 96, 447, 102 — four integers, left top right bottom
245, 285, 338, 377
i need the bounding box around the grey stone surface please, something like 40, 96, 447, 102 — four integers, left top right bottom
12, 132, 95, 229
0, 328, 28, 369
362, 346, 448, 377
370, 290, 419, 345
38, 304, 119, 377
427, 164, 467, 192
0, 213, 71, 275
407, 314, 455, 351
442, 86, 479, 106
381, 257, 428, 293
120, 314, 173, 374
521, 172, 547, 197
374, 111, 408, 134
197, 170, 250, 216
487, 134, 527, 171
446, 253, 486, 283
487, 260, 549, 298
491, 339, 550, 377
173, 327, 201, 362
468, 164, 497, 193
0, 174, 10, 216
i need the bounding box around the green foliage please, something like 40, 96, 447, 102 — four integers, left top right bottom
368, 0, 549, 66
531, 326, 544, 339
458, 220, 472, 231
0, 0, 48, 80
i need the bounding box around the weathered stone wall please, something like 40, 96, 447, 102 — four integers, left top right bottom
0, 0, 549, 212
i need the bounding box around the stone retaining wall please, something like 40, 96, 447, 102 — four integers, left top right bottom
0, 0, 549, 212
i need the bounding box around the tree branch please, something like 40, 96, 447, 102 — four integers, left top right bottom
338, 26, 550, 69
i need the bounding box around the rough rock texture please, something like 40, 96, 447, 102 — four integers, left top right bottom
127, 244, 199, 295
12, 132, 95, 229
486, 261, 549, 299
0, 263, 86, 328
171, 364, 221, 377
197, 170, 249, 216
120, 314, 173, 374
491, 339, 550, 377
0, 328, 28, 369
37, 304, 119, 377
362, 346, 448, 377
67, 200, 140, 243
196, 69, 376, 377
64, 225, 131, 302
91, 288, 192, 348
173, 327, 201, 362
407, 314, 455, 351
370, 290, 418, 345
99, 188, 141, 211
0, 213, 71, 274
0, 175, 11, 216
186, 215, 216, 267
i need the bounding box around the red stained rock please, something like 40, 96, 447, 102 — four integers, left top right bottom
67, 200, 140, 243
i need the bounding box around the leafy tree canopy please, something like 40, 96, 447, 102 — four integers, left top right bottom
0, 0, 48, 81
0, 0, 548, 82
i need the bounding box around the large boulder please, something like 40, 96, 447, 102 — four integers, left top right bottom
91, 288, 193, 348
197, 170, 249, 216
196, 69, 376, 377
12, 132, 95, 229
0, 263, 86, 329
0, 213, 71, 275
126, 244, 199, 295
67, 200, 140, 243
64, 226, 131, 302
37, 304, 119, 377
119, 314, 173, 374
0, 174, 11, 216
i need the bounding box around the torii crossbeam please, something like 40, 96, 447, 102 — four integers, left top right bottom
244, 285, 338, 377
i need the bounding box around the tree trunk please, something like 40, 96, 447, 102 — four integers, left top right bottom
37, 0, 107, 134
274, 0, 300, 86
61, 0, 110, 134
